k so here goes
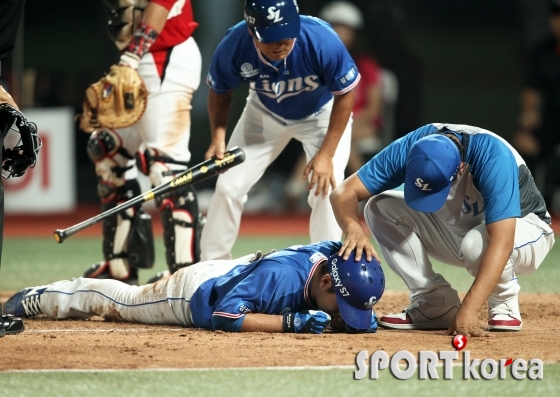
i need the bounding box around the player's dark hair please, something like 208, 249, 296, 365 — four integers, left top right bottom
440, 132, 465, 162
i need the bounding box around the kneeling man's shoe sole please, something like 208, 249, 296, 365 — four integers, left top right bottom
379, 306, 459, 330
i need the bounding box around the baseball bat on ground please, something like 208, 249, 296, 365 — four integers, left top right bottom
53, 146, 245, 244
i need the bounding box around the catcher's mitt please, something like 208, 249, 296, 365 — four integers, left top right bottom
79, 64, 147, 133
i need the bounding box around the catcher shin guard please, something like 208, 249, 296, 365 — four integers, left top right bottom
102, 178, 154, 270
144, 155, 201, 274
84, 178, 154, 283
158, 184, 201, 274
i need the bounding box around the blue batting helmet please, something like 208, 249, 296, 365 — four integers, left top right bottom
327, 251, 385, 329
244, 0, 301, 43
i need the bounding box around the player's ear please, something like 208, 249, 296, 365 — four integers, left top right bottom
459, 162, 466, 175
320, 274, 333, 290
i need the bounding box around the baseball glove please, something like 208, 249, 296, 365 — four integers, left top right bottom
78, 64, 147, 133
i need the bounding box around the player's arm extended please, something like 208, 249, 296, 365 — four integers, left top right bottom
239, 314, 283, 332
239, 311, 331, 333
304, 89, 356, 197
447, 217, 516, 337
330, 173, 379, 262
205, 89, 233, 160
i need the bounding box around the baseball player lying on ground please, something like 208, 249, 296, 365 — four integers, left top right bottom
3, 241, 384, 333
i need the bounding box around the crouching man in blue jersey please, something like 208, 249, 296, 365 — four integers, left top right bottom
3, 241, 384, 333
330, 123, 555, 336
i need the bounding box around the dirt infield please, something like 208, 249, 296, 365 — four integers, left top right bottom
1, 291, 558, 371
3, 209, 559, 369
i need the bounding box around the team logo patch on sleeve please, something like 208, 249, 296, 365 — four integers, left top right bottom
235, 300, 254, 314
206, 72, 215, 87
240, 63, 259, 78
339, 66, 357, 85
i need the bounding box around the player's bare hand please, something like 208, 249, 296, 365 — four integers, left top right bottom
205, 140, 226, 160
339, 227, 380, 263
303, 152, 335, 198
0, 85, 19, 109
447, 307, 492, 338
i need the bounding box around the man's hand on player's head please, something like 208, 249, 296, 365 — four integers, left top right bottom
339, 227, 379, 263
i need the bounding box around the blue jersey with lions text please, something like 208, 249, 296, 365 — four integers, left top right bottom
189, 241, 342, 332
206, 16, 360, 120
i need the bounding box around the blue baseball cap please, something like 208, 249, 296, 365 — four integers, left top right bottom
245, 0, 301, 43
404, 134, 462, 213
327, 252, 385, 330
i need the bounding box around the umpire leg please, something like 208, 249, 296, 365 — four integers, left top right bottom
0, 122, 24, 336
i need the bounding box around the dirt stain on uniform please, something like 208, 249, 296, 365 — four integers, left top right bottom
162, 91, 193, 151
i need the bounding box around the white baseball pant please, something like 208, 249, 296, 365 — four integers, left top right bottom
201, 91, 352, 260
364, 190, 555, 305
39, 254, 255, 326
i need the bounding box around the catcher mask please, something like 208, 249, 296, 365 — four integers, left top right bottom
0, 104, 41, 179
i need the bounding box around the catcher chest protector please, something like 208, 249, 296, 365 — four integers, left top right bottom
103, 0, 149, 50
137, 149, 202, 274
87, 131, 155, 272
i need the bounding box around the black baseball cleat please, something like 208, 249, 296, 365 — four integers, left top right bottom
83, 262, 139, 285
1, 314, 25, 335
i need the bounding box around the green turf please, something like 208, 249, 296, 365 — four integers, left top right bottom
1, 235, 560, 293
0, 236, 306, 289
1, 365, 559, 397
